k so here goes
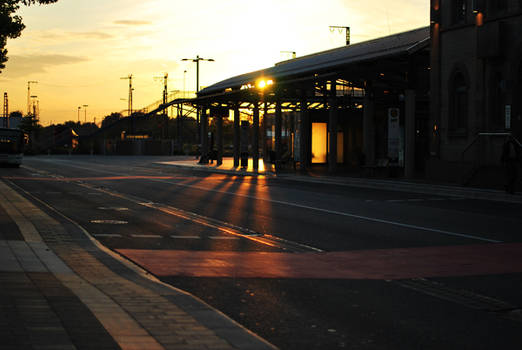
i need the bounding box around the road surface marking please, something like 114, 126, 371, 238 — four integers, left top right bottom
130, 234, 162, 238
98, 207, 130, 211
117, 242, 522, 279
23, 161, 503, 244
90, 220, 128, 225
171, 235, 201, 239
209, 236, 240, 240
147, 180, 502, 243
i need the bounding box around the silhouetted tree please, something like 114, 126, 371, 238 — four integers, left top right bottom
18, 113, 40, 134
101, 112, 122, 128
0, 0, 58, 72
18, 113, 42, 153
9, 110, 23, 119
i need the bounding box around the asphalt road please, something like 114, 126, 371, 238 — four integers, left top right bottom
2, 155, 522, 350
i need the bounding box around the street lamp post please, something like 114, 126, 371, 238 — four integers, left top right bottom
77, 106, 81, 123
181, 55, 214, 143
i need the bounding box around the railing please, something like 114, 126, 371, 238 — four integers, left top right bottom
461, 132, 521, 159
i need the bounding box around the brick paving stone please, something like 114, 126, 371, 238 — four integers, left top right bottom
0, 204, 23, 241
0, 272, 76, 350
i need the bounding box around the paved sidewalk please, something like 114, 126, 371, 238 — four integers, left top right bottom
157, 157, 522, 204
0, 179, 277, 350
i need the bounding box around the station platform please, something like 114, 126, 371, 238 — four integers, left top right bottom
157, 157, 522, 204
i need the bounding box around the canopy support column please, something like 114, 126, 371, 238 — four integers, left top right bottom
199, 106, 208, 164
405, 89, 416, 178
328, 81, 338, 173
363, 86, 375, 166
233, 105, 240, 167
216, 113, 223, 166
253, 103, 260, 171
275, 100, 282, 165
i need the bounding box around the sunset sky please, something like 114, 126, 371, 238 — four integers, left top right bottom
0, 0, 428, 125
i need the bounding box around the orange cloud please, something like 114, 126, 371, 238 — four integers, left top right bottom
2, 54, 88, 78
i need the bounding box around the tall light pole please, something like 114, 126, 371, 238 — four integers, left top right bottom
83, 105, 88, 123
181, 55, 214, 142
30, 96, 38, 118
27, 81, 38, 115
77, 106, 81, 123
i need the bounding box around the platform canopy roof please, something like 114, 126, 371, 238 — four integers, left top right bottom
198, 26, 430, 97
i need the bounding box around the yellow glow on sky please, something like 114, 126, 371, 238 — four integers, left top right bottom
0, 0, 428, 125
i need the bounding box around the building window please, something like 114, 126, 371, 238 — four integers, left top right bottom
449, 71, 469, 135
453, 0, 467, 24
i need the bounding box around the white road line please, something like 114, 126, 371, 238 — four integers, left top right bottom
130, 234, 162, 238
29, 160, 503, 244
93, 234, 122, 238
97, 207, 130, 211
209, 236, 240, 240
407, 199, 424, 202
171, 235, 201, 239
387, 200, 405, 202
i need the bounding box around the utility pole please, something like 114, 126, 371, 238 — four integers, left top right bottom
27, 81, 38, 115
120, 74, 133, 117
77, 106, 81, 123
31, 96, 38, 119
181, 55, 214, 143
3, 92, 8, 128
83, 105, 88, 123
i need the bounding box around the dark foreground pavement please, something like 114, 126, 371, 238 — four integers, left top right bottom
2, 155, 522, 350
0, 178, 276, 350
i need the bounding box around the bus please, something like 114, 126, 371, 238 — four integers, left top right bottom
0, 128, 24, 167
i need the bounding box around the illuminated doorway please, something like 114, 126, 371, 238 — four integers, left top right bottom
311, 122, 327, 163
